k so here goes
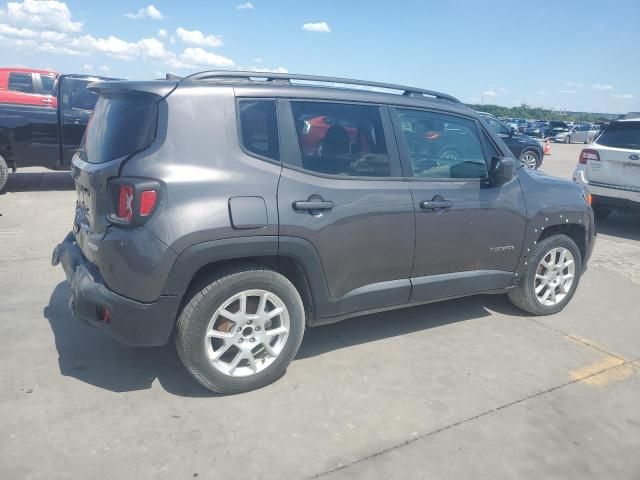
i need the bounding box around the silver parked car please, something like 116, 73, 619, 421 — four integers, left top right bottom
554, 124, 597, 144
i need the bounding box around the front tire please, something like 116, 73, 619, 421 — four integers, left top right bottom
508, 235, 582, 315
565, 136, 571, 144
175, 267, 305, 394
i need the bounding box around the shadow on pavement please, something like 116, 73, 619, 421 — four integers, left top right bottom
44, 282, 216, 397
297, 293, 524, 359
3, 171, 74, 193
596, 211, 640, 242
45, 281, 522, 396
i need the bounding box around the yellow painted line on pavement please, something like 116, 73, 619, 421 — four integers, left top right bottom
566, 335, 638, 387
570, 356, 636, 387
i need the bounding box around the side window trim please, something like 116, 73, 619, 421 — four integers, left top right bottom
279, 99, 402, 180
235, 98, 282, 165
390, 106, 490, 182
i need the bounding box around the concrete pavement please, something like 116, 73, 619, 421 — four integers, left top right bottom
1, 144, 639, 479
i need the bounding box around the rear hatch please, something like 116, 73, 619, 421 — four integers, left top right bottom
71, 80, 176, 260
587, 120, 640, 190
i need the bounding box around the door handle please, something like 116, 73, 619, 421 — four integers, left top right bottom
420, 199, 453, 210
292, 200, 334, 211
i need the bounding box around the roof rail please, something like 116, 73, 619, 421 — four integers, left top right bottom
183, 70, 461, 103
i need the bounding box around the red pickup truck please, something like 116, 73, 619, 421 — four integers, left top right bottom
0, 68, 58, 108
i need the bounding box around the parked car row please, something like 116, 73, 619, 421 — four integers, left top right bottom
477, 112, 545, 169
501, 116, 602, 143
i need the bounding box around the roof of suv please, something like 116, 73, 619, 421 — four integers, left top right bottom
93, 70, 475, 117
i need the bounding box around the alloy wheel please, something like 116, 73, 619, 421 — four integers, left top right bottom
520, 152, 538, 169
204, 289, 290, 377
534, 247, 576, 306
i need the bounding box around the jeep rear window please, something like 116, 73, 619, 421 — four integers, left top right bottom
596, 122, 640, 150
81, 94, 157, 164
238, 100, 279, 161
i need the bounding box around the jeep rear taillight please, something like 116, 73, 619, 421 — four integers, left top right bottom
139, 190, 157, 216
579, 149, 600, 164
117, 185, 134, 222
108, 179, 161, 226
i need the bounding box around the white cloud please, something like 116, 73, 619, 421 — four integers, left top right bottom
591, 83, 614, 91
236, 2, 254, 9
558, 89, 576, 94
482, 90, 498, 97
0, 0, 82, 32
177, 47, 234, 67
253, 57, 263, 63
536, 91, 548, 95
565, 81, 584, 87
176, 27, 222, 47
66, 34, 172, 60
0, 22, 37, 38
0, 2, 239, 72
124, 5, 164, 20
302, 21, 331, 33
611, 94, 634, 99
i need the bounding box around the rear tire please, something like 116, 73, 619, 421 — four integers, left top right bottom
175, 267, 305, 394
508, 234, 582, 316
0, 155, 8, 193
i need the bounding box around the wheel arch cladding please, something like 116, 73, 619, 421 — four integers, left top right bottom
514, 212, 591, 279
162, 236, 323, 325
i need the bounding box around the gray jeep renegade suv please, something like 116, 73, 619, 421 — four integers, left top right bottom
53, 71, 595, 393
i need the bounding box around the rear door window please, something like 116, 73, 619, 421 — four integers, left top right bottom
8, 72, 34, 93
81, 94, 158, 164
290, 101, 390, 177
597, 122, 640, 150
238, 100, 279, 161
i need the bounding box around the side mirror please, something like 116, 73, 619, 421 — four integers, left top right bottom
489, 156, 515, 186
510, 127, 517, 136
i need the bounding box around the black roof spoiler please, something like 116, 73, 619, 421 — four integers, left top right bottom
179, 70, 461, 103
87, 80, 178, 99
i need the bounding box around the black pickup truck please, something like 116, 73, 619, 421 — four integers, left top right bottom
0, 74, 116, 191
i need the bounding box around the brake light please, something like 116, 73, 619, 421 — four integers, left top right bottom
109, 179, 161, 226
117, 185, 134, 222
139, 190, 157, 216
579, 149, 600, 164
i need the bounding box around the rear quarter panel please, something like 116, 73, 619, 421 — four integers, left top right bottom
121, 84, 281, 254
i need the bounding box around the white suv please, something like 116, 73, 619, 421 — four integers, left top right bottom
573, 118, 640, 219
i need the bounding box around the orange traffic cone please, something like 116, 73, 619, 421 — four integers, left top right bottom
543, 139, 551, 156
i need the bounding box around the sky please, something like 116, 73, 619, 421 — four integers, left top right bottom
0, 0, 638, 114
